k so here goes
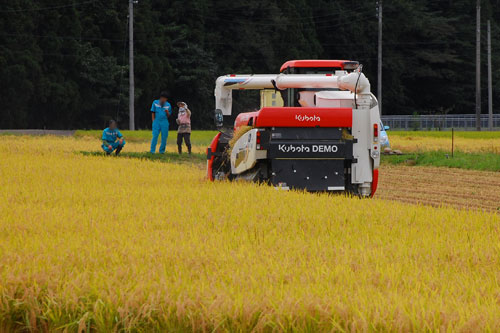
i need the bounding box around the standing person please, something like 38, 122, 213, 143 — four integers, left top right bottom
101, 120, 125, 155
150, 91, 172, 154
176, 101, 192, 154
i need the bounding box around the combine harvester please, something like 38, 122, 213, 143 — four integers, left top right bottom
207, 60, 381, 197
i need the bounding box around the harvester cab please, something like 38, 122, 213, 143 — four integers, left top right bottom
207, 60, 381, 197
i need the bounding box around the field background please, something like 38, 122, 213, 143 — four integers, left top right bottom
0, 132, 499, 331
71, 129, 500, 172
387, 131, 500, 153
73, 129, 500, 153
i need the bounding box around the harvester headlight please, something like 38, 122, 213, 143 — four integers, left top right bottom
371, 150, 380, 159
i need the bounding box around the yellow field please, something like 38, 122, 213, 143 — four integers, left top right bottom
389, 134, 500, 153
1, 136, 500, 331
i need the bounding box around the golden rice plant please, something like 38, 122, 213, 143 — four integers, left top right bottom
227, 125, 253, 157
389, 134, 500, 153
0, 135, 499, 332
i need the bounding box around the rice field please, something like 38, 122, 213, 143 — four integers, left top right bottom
388, 131, 500, 153
1, 135, 500, 331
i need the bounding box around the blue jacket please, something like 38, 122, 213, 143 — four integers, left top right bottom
102, 128, 123, 143
151, 100, 172, 122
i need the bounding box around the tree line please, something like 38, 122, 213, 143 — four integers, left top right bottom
0, 0, 499, 130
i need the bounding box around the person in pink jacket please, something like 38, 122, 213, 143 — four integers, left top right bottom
176, 102, 192, 154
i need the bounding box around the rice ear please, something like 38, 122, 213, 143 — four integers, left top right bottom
227, 126, 253, 157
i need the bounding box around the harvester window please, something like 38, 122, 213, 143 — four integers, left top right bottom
294, 88, 340, 107
298, 91, 316, 107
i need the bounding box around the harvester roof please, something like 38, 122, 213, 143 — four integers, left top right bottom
280, 60, 359, 73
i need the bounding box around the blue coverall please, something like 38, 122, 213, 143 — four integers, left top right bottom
150, 99, 172, 154
102, 127, 125, 154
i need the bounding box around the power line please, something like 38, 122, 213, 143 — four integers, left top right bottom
164, 5, 385, 27
203, 8, 396, 31
209, 4, 370, 20
0, 0, 98, 13
3, 35, 467, 48
1, 32, 477, 48
165, 3, 373, 23
0, 32, 127, 42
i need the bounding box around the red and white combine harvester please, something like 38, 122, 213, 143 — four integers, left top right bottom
206, 60, 381, 197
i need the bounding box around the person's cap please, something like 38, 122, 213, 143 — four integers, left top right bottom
177, 101, 186, 106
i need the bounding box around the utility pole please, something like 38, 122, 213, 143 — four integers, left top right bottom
128, 0, 135, 130
487, 20, 493, 131
475, 0, 481, 131
377, 0, 383, 115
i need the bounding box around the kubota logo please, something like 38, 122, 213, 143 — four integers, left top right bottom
295, 114, 321, 122
278, 144, 310, 153
277, 144, 338, 153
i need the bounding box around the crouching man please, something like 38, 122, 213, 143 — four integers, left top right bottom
102, 120, 125, 155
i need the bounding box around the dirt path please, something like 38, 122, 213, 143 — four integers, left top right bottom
0, 129, 75, 136
377, 165, 500, 212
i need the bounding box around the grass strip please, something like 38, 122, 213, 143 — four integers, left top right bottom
388, 130, 500, 139
74, 130, 218, 145
382, 151, 500, 171
79, 151, 206, 164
